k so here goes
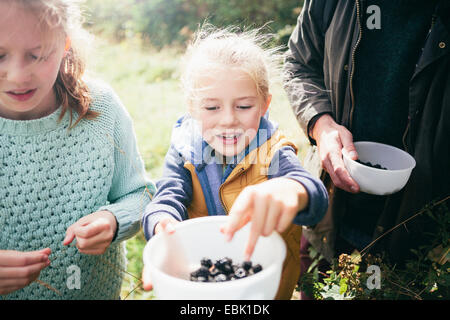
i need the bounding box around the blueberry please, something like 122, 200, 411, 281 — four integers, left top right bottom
214, 274, 228, 282
216, 257, 232, 267
215, 258, 233, 274
190, 266, 210, 280
242, 261, 252, 271
209, 266, 220, 277
197, 266, 210, 277
190, 257, 262, 283
356, 159, 387, 170
200, 258, 213, 268
252, 264, 262, 274
222, 265, 233, 274
234, 267, 247, 279
197, 276, 208, 282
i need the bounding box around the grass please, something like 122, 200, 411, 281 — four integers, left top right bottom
87, 38, 309, 299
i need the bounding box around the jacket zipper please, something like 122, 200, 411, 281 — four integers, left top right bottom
219, 183, 228, 213
219, 167, 246, 214
349, 0, 363, 130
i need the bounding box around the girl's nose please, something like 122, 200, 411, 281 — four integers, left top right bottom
220, 107, 238, 126
5, 59, 32, 84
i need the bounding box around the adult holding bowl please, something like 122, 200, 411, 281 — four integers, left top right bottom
283, 0, 450, 298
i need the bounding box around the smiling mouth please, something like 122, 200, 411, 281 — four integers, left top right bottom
6, 89, 37, 101
216, 133, 242, 145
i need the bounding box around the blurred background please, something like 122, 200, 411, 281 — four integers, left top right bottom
84, 0, 303, 48
81, 0, 308, 299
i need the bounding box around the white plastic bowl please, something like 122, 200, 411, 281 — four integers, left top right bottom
143, 216, 286, 300
342, 141, 416, 195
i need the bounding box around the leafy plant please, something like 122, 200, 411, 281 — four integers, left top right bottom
298, 197, 450, 300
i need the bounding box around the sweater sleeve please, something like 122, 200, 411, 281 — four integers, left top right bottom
141, 146, 193, 241
283, 0, 335, 145
97, 88, 156, 243
268, 146, 328, 226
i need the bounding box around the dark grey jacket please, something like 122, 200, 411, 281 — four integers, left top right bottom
284, 0, 450, 263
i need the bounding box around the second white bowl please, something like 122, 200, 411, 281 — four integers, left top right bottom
342, 141, 416, 195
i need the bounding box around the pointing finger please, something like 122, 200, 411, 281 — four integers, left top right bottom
244, 195, 267, 261
63, 228, 76, 246
223, 188, 254, 241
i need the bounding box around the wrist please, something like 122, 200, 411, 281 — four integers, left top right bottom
283, 178, 309, 212
100, 210, 119, 241
311, 113, 334, 142
295, 182, 309, 212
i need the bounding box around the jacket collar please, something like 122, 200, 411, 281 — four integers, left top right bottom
411, 1, 450, 82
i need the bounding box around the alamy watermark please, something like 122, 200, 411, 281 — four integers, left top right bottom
66, 265, 81, 290
366, 5, 381, 30
366, 264, 381, 290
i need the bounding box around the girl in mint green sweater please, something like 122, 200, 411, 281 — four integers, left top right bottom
0, 0, 154, 299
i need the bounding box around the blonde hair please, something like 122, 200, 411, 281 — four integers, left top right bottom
6, 0, 98, 127
181, 24, 284, 110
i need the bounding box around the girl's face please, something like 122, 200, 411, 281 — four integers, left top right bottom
0, 3, 66, 120
191, 68, 271, 157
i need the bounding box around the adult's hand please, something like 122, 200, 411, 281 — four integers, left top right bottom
0, 248, 51, 295
63, 211, 118, 255
311, 113, 360, 193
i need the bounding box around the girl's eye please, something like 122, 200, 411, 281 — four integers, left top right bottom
0, 55, 5, 61
30, 53, 49, 62
238, 105, 252, 109
205, 106, 219, 111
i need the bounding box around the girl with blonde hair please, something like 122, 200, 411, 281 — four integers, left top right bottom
142, 25, 328, 299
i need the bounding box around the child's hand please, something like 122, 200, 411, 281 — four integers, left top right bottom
142, 216, 179, 291
154, 216, 178, 235
63, 211, 118, 255
221, 178, 308, 261
0, 248, 51, 295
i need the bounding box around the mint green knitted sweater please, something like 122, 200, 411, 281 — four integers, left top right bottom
0, 80, 155, 300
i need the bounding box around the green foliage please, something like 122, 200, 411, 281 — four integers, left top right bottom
83, 0, 303, 48
298, 198, 450, 300
83, 0, 136, 40
121, 231, 156, 300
